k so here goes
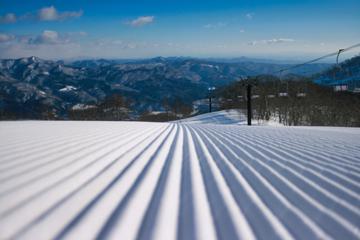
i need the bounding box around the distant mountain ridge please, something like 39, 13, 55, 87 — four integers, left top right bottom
0, 56, 332, 119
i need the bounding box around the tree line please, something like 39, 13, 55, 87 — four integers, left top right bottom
219, 75, 360, 126
68, 94, 194, 122
139, 97, 193, 122
68, 94, 131, 121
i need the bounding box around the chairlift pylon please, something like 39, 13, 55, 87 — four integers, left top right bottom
277, 70, 289, 97
336, 49, 345, 65
331, 48, 346, 89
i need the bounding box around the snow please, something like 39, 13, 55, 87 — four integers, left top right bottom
178, 109, 282, 126
178, 110, 246, 124
148, 111, 166, 115
59, 85, 77, 92
71, 104, 96, 110
0, 113, 359, 239
200, 64, 220, 70
38, 90, 46, 96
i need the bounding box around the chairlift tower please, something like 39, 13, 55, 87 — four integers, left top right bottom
336, 49, 345, 65
247, 84, 252, 126
208, 87, 216, 113
239, 76, 258, 126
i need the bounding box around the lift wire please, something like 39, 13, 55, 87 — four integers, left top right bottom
234, 43, 360, 125
274, 42, 360, 75
261, 42, 360, 96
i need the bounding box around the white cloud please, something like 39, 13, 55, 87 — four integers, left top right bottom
37, 6, 83, 21
127, 16, 154, 27
204, 22, 227, 29
245, 13, 254, 20
265, 38, 295, 44
240, 29, 245, 33
0, 13, 17, 24
125, 43, 137, 49
249, 38, 295, 45
30, 30, 70, 45
38, 6, 57, 21
93, 39, 143, 50
0, 33, 15, 42
0, 31, 82, 59
34, 30, 60, 44
0, 6, 82, 23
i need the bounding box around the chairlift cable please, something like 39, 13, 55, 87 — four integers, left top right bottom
273, 42, 360, 75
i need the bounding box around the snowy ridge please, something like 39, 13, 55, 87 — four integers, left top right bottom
0, 120, 359, 239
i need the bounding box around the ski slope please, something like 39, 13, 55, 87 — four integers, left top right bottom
0, 114, 359, 239
178, 110, 283, 126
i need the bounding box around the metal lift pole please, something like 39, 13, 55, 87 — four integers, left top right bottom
336, 49, 344, 65
208, 87, 215, 113
209, 95, 212, 113
247, 84, 252, 126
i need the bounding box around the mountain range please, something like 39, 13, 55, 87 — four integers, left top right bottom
0, 56, 336, 119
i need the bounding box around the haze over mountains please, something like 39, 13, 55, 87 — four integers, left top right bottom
1, 55, 356, 119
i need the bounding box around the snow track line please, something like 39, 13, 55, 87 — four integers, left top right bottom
245, 129, 360, 171
0, 124, 142, 179
0, 125, 159, 199
0, 123, 75, 154
188, 127, 247, 240
0, 120, 359, 240
0, 123, 169, 239
0, 123, 123, 170
95, 124, 177, 239
0, 128, 123, 181
188, 126, 259, 240
212, 126, 360, 187
0, 127, 129, 186
183, 127, 216, 240
176, 126, 196, 240
201, 126, 359, 239
193, 126, 332, 240
53, 124, 173, 240
218, 127, 360, 205
214, 125, 360, 169
233, 127, 360, 166
9, 124, 169, 240
0, 123, 109, 164
204, 126, 360, 219
0, 125, 167, 221
136, 125, 181, 240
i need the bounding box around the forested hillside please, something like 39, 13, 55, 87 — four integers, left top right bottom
314, 55, 360, 91
219, 75, 360, 126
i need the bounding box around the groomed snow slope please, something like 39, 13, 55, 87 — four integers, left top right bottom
178, 109, 282, 126
0, 117, 359, 240
178, 109, 247, 124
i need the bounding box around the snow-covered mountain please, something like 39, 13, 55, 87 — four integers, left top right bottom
0, 56, 331, 119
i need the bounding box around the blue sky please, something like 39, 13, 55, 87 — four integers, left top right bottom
0, 0, 359, 60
